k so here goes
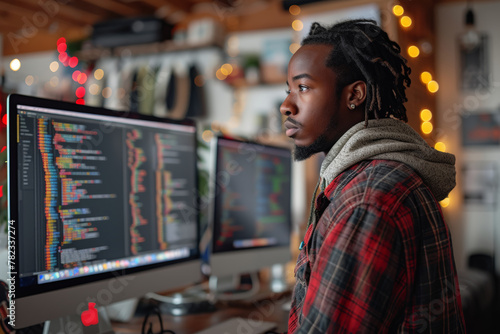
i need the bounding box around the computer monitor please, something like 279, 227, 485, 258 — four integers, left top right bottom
7, 94, 201, 329
208, 136, 292, 283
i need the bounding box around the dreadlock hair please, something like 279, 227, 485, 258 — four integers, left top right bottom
302, 19, 411, 125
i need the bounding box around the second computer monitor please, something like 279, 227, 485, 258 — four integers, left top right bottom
209, 137, 292, 278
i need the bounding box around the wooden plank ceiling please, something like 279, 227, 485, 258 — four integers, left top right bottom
1, 0, 497, 55
1, 0, 267, 55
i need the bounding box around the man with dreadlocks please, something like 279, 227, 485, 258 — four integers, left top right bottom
280, 19, 465, 333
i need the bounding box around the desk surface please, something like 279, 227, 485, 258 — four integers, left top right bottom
112, 292, 291, 334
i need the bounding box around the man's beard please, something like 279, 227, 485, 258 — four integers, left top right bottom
293, 132, 334, 161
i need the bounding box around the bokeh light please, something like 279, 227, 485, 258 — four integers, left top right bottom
25, 75, 34, 86
50, 76, 59, 87
89, 84, 100, 95
77, 72, 87, 85
289, 43, 300, 54
421, 121, 433, 134
221, 63, 233, 76
392, 5, 404, 16
50, 61, 59, 72
94, 69, 104, 80
292, 20, 304, 31
72, 70, 81, 82
408, 45, 420, 58
216, 69, 227, 81
434, 142, 446, 152
69, 57, 78, 68
58, 52, 68, 63
440, 197, 450, 208
194, 75, 204, 87
400, 16, 412, 28
420, 109, 432, 122
102, 87, 112, 98
75, 87, 86, 98
289, 5, 301, 15
10, 59, 21, 71
427, 80, 439, 93
420, 71, 432, 84
57, 43, 67, 53
202, 130, 214, 142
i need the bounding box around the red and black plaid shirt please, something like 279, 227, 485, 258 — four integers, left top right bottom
288, 160, 465, 333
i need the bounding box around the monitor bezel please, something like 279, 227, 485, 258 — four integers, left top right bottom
7, 94, 202, 328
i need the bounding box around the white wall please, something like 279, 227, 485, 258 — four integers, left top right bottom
3, 51, 59, 95
436, 1, 500, 272
300, 3, 380, 39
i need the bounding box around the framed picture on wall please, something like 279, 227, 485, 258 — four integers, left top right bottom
463, 162, 498, 207
460, 33, 489, 91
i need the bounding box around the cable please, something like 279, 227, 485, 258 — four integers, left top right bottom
141, 306, 176, 334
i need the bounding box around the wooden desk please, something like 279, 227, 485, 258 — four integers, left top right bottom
112, 291, 291, 334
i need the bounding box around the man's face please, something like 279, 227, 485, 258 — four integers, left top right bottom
280, 44, 356, 161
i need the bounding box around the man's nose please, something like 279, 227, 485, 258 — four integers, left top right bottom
280, 95, 297, 116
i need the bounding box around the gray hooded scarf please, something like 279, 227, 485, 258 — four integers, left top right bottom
319, 118, 456, 202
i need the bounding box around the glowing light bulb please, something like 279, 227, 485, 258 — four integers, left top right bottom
69, 57, 78, 68
427, 80, 439, 93
94, 69, 104, 80
392, 5, 404, 16
420, 71, 432, 84
50, 61, 59, 72
434, 142, 446, 152
292, 20, 303, 31
10, 59, 21, 71
440, 197, 450, 208
57, 43, 67, 53
25, 75, 34, 86
408, 45, 420, 58
400, 16, 412, 28
102, 87, 112, 98
202, 130, 214, 142
421, 121, 433, 134
75, 86, 86, 98
216, 69, 227, 81
289, 5, 301, 15
420, 109, 432, 122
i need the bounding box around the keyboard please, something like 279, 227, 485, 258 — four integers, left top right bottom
195, 317, 277, 334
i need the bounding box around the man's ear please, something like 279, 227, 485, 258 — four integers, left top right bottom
345, 80, 367, 109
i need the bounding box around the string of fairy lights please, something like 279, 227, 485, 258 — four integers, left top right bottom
392, 2, 450, 207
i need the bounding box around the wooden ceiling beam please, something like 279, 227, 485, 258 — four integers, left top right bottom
141, 0, 192, 14
78, 0, 141, 17
7, 0, 102, 26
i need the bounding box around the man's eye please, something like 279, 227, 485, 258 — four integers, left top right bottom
299, 85, 308, 91
285, 89, 291, 95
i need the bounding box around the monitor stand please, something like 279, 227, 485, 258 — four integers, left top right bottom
43, 306, 114, 334
209, 272, 260, 301
145, 287, 216, 316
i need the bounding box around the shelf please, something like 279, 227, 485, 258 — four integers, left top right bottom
224, 78, 286, 89
76, 39, 224, 61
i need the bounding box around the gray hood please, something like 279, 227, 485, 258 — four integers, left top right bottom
319, 118, 456, 201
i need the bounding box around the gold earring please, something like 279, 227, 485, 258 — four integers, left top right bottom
350, 104, 356, 110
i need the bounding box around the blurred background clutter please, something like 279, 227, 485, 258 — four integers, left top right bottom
1, 0, 500, 332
